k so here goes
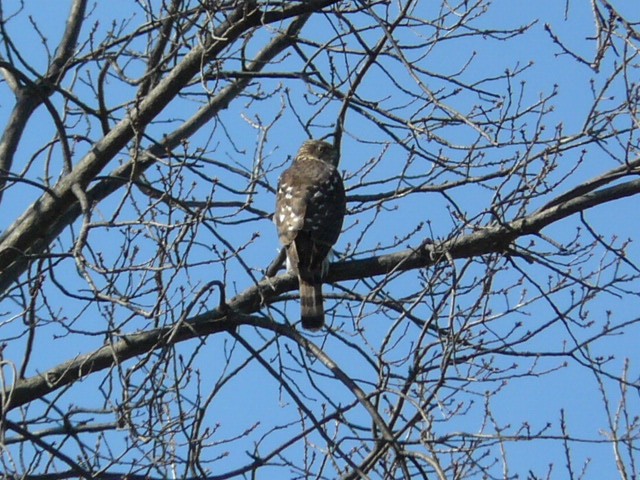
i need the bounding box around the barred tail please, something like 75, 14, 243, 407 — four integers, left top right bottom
299, 278, 324, 330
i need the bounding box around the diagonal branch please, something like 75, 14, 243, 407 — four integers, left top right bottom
4, 173, 639, 413
0, 0, 87, 204
0, 3, 336, 295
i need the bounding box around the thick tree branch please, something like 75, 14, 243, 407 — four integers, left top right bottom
0, 3, 334, 294
4, 174, 639, 412
1, 2, 638, 477
0, 0, 87, 204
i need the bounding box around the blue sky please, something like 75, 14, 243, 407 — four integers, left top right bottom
0, 1, 639, 478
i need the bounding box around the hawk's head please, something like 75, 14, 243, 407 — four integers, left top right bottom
297, 140, 339, 167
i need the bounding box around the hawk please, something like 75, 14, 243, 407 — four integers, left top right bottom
274, 140, 346, 330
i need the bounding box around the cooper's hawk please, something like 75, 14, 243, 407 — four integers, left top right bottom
274, 140, 346, 330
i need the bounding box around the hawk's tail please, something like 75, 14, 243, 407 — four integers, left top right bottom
299, 279, 324, 330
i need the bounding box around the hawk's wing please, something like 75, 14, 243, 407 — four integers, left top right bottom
275, 158, 345, 278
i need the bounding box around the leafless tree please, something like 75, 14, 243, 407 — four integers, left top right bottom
0, 0, 638, 478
